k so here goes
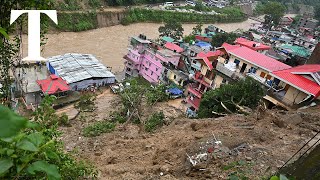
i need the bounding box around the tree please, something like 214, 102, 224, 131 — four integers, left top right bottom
0, 1, 53, 106
314, 4, 320, 22
261, 1, 286, 25
198, 78, 265, 118
158, 19, 184, 40
211, 32, 238, 48
192, 22, 203, 35
0, 102, 97, 179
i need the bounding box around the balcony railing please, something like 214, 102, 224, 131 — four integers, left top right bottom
187, 96, 201, 110
187, 85, 203, 98
216, 62, 244, 79
194, 71, 212, 87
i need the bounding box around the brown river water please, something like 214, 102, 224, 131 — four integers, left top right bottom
22, 20, 257, 72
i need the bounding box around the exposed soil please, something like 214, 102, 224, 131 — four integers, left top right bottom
58, 89, 320, 179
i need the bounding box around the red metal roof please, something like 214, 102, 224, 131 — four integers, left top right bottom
37, 74, 70, 95
235, 38, 271, 51
196, 50, 223, 71
164, 42, 183, 53
288, 64, 320, 74
228, 46, 291, 72
272, 65, 320, 97
222, 42, 240, 51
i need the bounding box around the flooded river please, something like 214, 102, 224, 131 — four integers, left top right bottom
22, 20, 257, 72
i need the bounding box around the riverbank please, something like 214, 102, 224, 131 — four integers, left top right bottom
22, 20, 257, 72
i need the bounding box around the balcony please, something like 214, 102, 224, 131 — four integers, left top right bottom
215, 62, 244, 79
194, 72, 211, 87
187, 85, 203, 98
123, 54, 141, 64
246, 73, 266, 84
187, 96, 201, 110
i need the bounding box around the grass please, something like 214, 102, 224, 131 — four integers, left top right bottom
83, 121, 116, 137
145, 112, 165, 132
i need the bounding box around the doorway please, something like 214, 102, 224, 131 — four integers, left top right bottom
240, 63, 247, 73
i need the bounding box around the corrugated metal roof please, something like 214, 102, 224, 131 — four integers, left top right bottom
228, 46, 292, 72
47, 53, 115, 84
272, 65, 320, 97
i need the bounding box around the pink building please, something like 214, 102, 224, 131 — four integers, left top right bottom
124, 35, 181, 84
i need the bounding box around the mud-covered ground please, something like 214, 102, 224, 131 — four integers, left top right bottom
57, 89, 320, 179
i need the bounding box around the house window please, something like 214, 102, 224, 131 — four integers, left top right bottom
234, 59, 240, 66
222, 79, 227, 83
145, 67, 148, 71
173, 75, 176, 79
156, 68, 159, 71
248, 67, 257, 74
151, 72, 153, 76
260, 72, 266, 78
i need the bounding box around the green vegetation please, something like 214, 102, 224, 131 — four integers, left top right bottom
88, 0, 102, 8
223, 160, 253, 179
192, 22, 203, 35
55, 12, 98, 32
56, 0, 81, 11
211, 32, 238, 47
146, 84, 169, 105
121, 8, 247, 25
0, 97, 97, 179
254, 1, 286, 25
183, 34, 196, 44
145, 111, 165, 132
198, 78, 265, 118
83, 121, 116, 137
158, 19, 184, 40
314, 4, 320, 22
75, 93, 97, 112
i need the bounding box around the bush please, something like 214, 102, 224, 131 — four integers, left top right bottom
56, 0, 81, 11
83, 121, 116, 137
74, 93, 96, 112
59, 113, 69, 125
121, 8, 247, 25
145, 112, 165, 132
55, 12, 98, 32
198, 78, 265, 118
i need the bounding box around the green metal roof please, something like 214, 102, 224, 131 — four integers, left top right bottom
281, 44, 311, 58
161, 36, 174, 43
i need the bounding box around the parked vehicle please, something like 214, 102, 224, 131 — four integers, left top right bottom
164, 2, 174, 7
185, 0, 196, 6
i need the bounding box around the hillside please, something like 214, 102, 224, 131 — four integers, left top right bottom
57, 89, 320, 179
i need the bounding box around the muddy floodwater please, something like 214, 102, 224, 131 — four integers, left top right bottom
22, 20, 257, 72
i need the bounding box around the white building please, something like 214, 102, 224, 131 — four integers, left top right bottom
47, 53, 116, 91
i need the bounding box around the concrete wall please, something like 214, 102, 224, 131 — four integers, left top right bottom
213, 74, 224, 89
96, 11, 126, 28
283, 86, 308, 105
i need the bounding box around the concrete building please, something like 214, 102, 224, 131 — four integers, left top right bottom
297, 14, 319, 31
267, 65, 320, 107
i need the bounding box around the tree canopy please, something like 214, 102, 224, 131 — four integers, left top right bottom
254, 1, 286, 25
198, 78, 265, 118
211, 32, 238, 48
158, 20, 184, 40
314, 4, 320, 22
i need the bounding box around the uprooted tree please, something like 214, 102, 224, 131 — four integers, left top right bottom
198, 78, 265, 118
118, 78, 169, 130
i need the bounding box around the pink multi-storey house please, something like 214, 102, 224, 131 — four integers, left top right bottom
124, 35, 181, 84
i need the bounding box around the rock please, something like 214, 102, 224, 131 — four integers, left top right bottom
283, 113, 303, 125
190, 122, 201, 131
245, 156, 252, 161
145, 144, 154, 150
94, 152, 102, 156
273, 118, 286, 128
